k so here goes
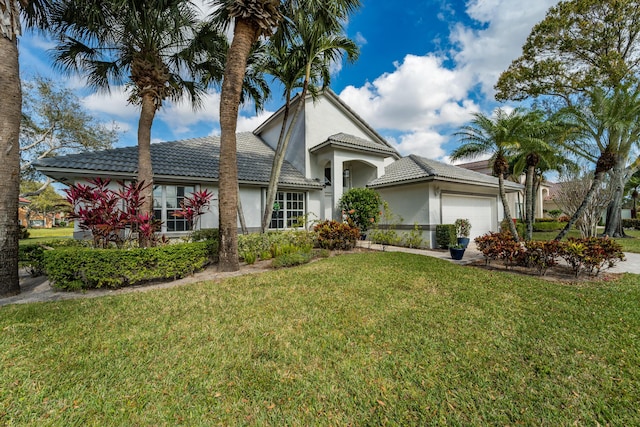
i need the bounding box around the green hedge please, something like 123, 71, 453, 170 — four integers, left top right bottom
435, 224, 456, 249
19, 245, 45, 276
43, 241, 217, 290
532, 221, 565, 232
622, 218, 640, 229
238, 230, 316, 255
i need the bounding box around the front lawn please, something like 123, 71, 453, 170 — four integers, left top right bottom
19, 227, 73, 246
533, 228, 640, 253
1, 252, 639, 425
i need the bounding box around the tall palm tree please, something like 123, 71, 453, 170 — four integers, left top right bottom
260, 1, 359, 232
451, 108, 534, 241
209, 0, 282, 271
1, 0, 52, 297
50, 0, 206, 245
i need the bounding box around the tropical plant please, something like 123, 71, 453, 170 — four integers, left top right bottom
338, 188, 381, 233
50, 0, 208, 246
454, 218, 471, 238
260, 0, 360, 232
452, 108, 535, 240
1, 0, 53, 297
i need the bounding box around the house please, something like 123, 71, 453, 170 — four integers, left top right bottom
35, 89, 521, 247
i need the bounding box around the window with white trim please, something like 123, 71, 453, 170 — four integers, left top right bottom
153, 185, 195, 232
270, 191, 305, 229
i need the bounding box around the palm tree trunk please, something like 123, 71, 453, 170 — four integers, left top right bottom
499, 174, 519, 240
555, 170, 607, 240
218, 19, 260, 272
525, 165, 535, 241
603, 157, 626, 237
261, 96, 291, 233
0, 34, 22, 297
137, 93, 157, 247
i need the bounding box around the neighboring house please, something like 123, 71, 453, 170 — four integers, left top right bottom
18, 197, 66, 228
35, 89, 521, 247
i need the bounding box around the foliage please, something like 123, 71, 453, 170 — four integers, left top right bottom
560, 237, 626, 277
520, 240, 561, 275
64, 178, 162, 248
18, 245, 45, 277
622, 218, 640, 229
546, 209, 563, 220
271, 248, 314, 268
474, 232, 523, 267
173, 189, 214, 230
20, 76, 117, 182
43, 242, 215, 290
19, 180, 70, 225
238, 230, 316, 255
402, 223, 424, 248
242, 251, 257, 265
190, 228, 220, 242
2, 252, 639, 425
369, 201, 402, 246
454, 218, 471, 238
532, 221, 565, 232
338, 188, 381, 232
19, 225, 29, 240
435, 224, 456, 249
313, 220, 359, 250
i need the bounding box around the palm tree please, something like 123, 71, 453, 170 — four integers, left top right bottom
451, 108, 534, 240
1, 0, 52, 297
260, 2, 359, 232
50, 0, 207, 246
209, 0, 283, 271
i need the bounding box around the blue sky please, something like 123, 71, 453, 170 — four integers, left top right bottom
18, 0, 560, 162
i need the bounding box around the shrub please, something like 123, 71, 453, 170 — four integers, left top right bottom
558, 215, 570, 222
576, 236, 625, 276
242, 251, 257, 265
19, 225, 29, 239
520, 240, 561, 275
18, 245, 45, 277
454, 218, 471, 238
271, 248, 314, 268
190, 228, 219, 242
622, 218, 640, 230
338, 188, 382, 233
532, 221, 564, 232
43, 242, 213, 290
403, 223, 424, 248
369, 201, 402, 246
435, 224, 456, 249
313, 220, 359, 250
238, 230, 316, 255
474, 232, 523, 267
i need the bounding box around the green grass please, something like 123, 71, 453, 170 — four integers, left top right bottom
20, 227, 73, 246
532, 228, 640, 253
2, 252, 639, 425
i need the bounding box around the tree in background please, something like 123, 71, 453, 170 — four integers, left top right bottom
21, 76, 118, 195
496, 0, 640, 238
50, 0, 207, 246
19, 181, 70, 228
1, 0, 53, 297
260, 0, 360, 233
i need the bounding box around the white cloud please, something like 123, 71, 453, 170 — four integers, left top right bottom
237, 110, 275, 132
81, 86, 139, 119
354, 32, 367, 46
157, 90, 221, 135
388, 130, 447, 159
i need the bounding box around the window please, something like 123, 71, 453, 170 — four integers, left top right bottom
153, 185, 195, 232
270, 192, 305, 229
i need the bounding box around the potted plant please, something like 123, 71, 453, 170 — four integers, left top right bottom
454, 218, 471, 248
449, 243, 466, 260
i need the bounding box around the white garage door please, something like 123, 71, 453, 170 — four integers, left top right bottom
441, 194, 496, 239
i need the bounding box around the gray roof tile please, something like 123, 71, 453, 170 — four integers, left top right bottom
369, 154, 522, 190
35, 132, 321, 188
310, 133, 399, 157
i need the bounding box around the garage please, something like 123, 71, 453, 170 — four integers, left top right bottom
441, 194, 497, 239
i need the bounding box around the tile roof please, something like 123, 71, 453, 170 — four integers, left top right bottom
310, 132, 399, 157
368, 154, 522, 190
34, 132, 321, 188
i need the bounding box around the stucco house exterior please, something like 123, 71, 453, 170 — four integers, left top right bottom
35, 89, 521, 248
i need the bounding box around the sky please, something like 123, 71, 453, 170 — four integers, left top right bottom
18, 0, 561, 163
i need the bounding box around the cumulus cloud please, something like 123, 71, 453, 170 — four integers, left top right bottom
157, 91, 221, 135
237, 111, 275, 132
388, 130, 448, 159
81, 86, 139, 119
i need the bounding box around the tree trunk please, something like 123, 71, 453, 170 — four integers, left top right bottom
0, 34, 22, 297
137, 93, 157, 247
218, 19, 259, 272
237, 188, 248, 235
555, 170, 607, 240
499, 173, 519, 240
261, 97, 291, 233
603, 157, 626, 237
525, 165, 535, 241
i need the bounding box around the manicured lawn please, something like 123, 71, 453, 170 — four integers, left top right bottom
533, 228, 640, 253
2, 252, 639, 425
19, 227, 73, 246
